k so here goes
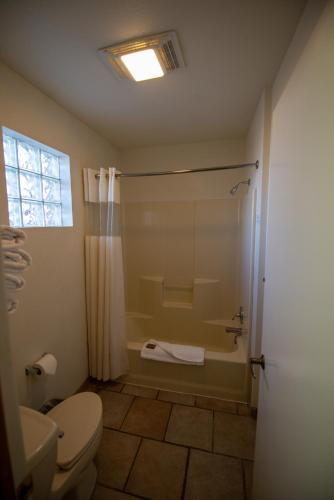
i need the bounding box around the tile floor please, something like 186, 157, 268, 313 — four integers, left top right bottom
85, 380, 256, 500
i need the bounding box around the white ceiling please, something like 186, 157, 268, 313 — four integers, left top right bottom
0, 0, 305, 148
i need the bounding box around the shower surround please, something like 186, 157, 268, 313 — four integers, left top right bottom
121, 195, 253, 401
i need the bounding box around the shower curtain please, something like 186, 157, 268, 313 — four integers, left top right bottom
83, 167, 129, 380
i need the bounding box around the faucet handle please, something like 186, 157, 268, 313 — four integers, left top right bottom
232, 306, 244, 324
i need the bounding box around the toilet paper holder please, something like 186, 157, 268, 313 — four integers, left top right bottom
25, 353, 58, 376
25, 365, 42, 376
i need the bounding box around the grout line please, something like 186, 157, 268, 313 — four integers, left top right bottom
97, 482, 149, 499
105, 421, 254, 462
101, 399, 254, 460
241, 459, 248, 500
163, 402, 174, 441
100, 383, 245, 413
119, 396, 136, 429
123, 437, 143, 494
101, 388, 242, 415
183, 446, 254, 464
181, 447, 191, 500
113, 380, 248, 404
102, 424, 210, 455
121, 388, 159, 400
211, 448, 255, 461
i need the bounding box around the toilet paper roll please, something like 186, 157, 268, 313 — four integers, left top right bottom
33, 353, 58, 376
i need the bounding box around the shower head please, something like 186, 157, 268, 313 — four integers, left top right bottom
229, 179, 251, 196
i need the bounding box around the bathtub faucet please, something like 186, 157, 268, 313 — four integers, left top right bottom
226, 326, 243, 345
232, 306, 244, 324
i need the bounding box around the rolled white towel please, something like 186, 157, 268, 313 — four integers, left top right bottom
0, 225, 26, 249
1, 226, 30, 314
4, 274, 25, 314
7, 296, 19, 314
3, 248, 32, 272
4, 273, 25, 291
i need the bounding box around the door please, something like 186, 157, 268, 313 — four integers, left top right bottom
252, 4, 334, 499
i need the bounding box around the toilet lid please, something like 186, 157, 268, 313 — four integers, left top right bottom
48, 392, 102, 470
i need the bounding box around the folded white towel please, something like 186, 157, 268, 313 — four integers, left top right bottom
4, 273, 25, 291
0, 225, 26, 248
141, 339, 205, 366
3, 248, 32, 272
7, 296, 18, 314
4, 274, 25, 314
1, 226, 30, 314
171, 344, 205, 363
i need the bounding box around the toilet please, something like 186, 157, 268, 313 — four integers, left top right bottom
20, 392, 103, 500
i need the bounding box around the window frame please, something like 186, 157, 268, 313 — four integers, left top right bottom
1, 127, 73, 228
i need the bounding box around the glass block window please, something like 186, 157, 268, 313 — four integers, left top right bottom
2, 128, 73, 228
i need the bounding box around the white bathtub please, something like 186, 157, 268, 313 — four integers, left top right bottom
120, 317, 249, 402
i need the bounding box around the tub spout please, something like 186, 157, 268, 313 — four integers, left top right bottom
226, 327, 243, 345
225, 327, 242, 334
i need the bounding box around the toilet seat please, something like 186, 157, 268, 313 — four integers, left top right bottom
48, 392, 102, 470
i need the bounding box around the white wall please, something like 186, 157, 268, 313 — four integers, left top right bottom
253, 1, 334, 498
0, 61, 119, 407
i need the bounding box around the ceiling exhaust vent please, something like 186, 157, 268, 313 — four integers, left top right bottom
99, 31, 185, 82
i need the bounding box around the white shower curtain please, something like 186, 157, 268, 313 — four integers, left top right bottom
83, 167, 129, 380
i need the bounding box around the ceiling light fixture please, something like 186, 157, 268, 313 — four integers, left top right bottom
121, 49, 164, 81
99, 31, 185, 82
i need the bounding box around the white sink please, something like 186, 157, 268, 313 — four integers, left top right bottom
20, 406, 58, 471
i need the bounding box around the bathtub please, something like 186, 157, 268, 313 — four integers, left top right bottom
120, 314, 249, 402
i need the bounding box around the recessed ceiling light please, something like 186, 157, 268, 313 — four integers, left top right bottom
99, 31, 185, 82
120, 49, 165, 82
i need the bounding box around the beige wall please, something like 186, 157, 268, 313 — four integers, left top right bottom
0, 61, 119, 407
123, 198, 240, 321
120, 139, 246, 202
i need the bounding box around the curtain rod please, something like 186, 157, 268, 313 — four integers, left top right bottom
95, 161, 258, 179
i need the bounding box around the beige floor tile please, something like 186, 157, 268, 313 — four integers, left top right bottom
101, 382, 124, 393
196, 395, 237, 414
122, 384, 158, 399
126, 439, 188, 500
81, 384, 98, 393
158, 390, 195, 406
165, 404, 213, 451
100, 390, 134, 429
121, 397, 171, 440
214, 412, 256, 459
185, 449, 244, 500
79, 378, 99, 393
96, 429, 140, 490
243, 460, 253, 500
93, 485, 138, 499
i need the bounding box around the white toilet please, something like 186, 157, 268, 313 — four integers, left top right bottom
20, 392, 103, 500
